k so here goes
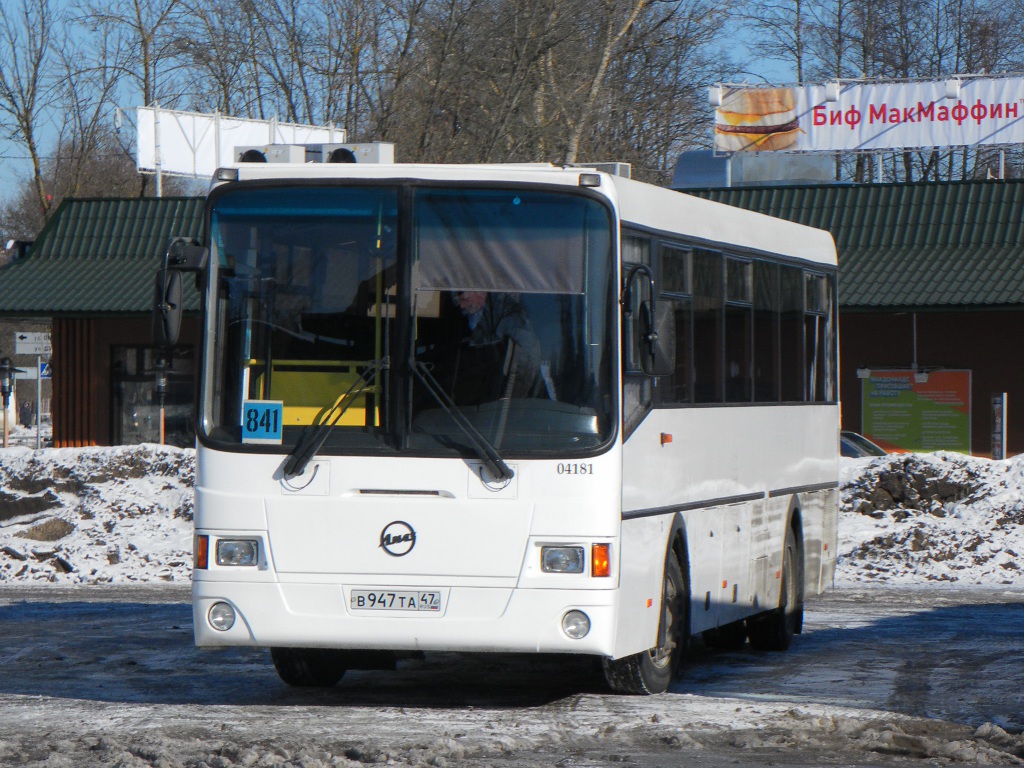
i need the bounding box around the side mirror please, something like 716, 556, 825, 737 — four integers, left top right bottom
623, 265, 676, 377
639, 300, 676, 377
153, 268, 183, 348
152, 237, 207, 348
166, 237, 208, 271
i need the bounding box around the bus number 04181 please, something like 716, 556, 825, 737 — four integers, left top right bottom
557, 463, 594, 475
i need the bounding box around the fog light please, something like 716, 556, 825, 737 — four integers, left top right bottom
562, 610, 591, 639
208, 601, 236, 631
216, 539, 258, 566
541, 546, 584, 573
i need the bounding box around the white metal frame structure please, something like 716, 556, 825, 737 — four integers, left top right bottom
171, 153, 839, 695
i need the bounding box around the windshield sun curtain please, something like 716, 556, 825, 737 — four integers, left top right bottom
416, 189, 586, 295
202, 184, 615, 459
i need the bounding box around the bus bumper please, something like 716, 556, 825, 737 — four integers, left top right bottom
192, 580, 620, 657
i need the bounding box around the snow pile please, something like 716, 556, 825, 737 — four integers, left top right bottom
2, 445, 1024, 587
839, 452, 1024, 586
0, 444, 193, 584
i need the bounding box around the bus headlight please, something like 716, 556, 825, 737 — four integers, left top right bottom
541, 546, 584, 573
562, 610, 591, 639
216, 539, 259, 566
208, 602, 236, 631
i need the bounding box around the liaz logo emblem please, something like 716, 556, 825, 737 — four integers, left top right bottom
380, 521, 416, 557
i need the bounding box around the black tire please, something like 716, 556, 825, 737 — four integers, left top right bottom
747, 527, 803, 651
270, 647, 347, 688
702, 620, 747, 650
603, 551, 688, 695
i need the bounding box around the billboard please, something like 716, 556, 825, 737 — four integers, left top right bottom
136, 107, 346, 177
712, 76, 1024, 153
860, 369, 971, 454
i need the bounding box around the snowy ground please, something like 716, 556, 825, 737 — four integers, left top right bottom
0, 585, 1020, 767
1, 444, 1023, 588
838, 452, 1024, 587
0, 443, 193, 585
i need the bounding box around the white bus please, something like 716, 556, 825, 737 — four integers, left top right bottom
156, 150, 838, 695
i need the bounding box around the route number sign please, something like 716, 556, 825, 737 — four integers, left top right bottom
242, 400, 284, 444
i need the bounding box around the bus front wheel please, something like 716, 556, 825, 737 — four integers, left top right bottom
602, 551, 688, 695
270, 647, 347, 687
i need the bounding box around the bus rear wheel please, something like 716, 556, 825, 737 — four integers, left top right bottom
747, 527, 803, 651
602, 552, 687, 695
270, 647, 347, 687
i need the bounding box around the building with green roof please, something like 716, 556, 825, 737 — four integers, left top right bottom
0, 197, 204, 447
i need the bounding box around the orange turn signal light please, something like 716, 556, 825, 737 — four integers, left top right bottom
195, 534, 209, 570
591, 543, 611, 577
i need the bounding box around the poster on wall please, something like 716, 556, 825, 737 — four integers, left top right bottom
860, 369, 972, 454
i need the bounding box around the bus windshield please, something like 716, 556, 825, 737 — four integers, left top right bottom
201, 184, 615, 459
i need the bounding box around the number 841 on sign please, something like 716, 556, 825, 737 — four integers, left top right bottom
242, 400, 284, 444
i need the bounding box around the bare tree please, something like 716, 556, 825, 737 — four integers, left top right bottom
585, 0, 727, 182
804, 0, 856, 80
81, 0, 187, 107
739, 0, 811, 82
401, 0, 482, 161
364, 0, 431, 143
0, 0, 788, 212
0, 0, 61, 220
176, 0, 252, 115
52, 21, 126, 199
562, 0, 666, 163
0, 125, 196, 241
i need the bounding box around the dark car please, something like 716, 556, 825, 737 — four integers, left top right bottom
840, 430, 887, 458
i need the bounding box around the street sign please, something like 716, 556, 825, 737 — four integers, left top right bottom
15, 331, 51, 356
40, 362, 52, 379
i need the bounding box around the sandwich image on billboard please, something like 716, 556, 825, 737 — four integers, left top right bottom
714, 87, 801, 152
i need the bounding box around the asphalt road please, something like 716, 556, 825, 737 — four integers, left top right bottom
0, 585, 1021, 767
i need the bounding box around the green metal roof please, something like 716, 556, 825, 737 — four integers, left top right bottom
690, 179, 1024, 310
0, 197, 205, 315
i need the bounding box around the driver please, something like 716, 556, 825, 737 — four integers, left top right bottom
450, 290, 541, 401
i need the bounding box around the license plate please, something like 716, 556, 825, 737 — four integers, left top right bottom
350, 589, 442, 612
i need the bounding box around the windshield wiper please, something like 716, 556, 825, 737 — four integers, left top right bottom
411, 358, 515, 483
283, 357, 389, 478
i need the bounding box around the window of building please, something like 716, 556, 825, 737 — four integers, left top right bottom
111, 346, 194, 446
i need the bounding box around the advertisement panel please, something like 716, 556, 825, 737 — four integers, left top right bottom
137, 107, 346, 177
713, 76, 1024, 153
860, 369, 971, 454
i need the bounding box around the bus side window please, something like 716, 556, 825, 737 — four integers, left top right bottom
753, 261, 781, 401
622, 234, 652, 433
805, 272, 835, 402
779, 265, 804, 401
659, 244, 692, 404
693, 249, 723, 403
724, 258, 753, 402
